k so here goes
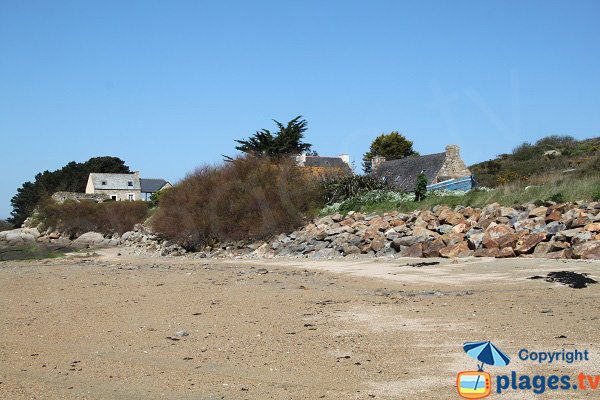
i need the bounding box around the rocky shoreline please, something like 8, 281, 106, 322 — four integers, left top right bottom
3, 201, 600, 260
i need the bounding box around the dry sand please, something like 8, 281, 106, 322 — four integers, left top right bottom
1, 249, 599, 399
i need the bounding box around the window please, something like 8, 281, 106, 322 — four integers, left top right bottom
102, 181, 107, 185
127, 181, 133, 187
127, 193, 134, 201
111, 195, 117, 201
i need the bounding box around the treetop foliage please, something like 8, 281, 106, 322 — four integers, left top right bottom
232, 116, 312, 159
362, 131, 417, 173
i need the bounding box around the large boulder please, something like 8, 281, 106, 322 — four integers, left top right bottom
529, 206, 548, 218
423, 238, 446, 258
0, 228, 39, 246
438, 209, 465, 226
439, 242, 472, 258
573, 242, 600, 259
474, 248, 500, 257
73, 232, 109, 248
545, 221, 567, 235
584, 223, 600, 232
514, 232, 547, 254
400, 243, 424, 258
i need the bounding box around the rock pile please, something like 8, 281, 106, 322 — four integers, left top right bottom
250, 202, 600, 260
7, 201, 600, 260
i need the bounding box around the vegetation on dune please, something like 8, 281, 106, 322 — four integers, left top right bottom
322, 174, 600, 215
10, 156, 131, 227
38, 200, 149, 237
151, 156, 322, 249
470, 135, 600, 187
320, 175, 396, 205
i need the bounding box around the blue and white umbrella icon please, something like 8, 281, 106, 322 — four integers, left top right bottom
464, 341, 511, 370
464, 341, 511, 392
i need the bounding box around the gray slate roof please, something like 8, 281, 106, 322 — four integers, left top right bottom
90, 173, 141, 190
140, 178, 169, 193
304, 156, 348, 169
372, 152, 446, 192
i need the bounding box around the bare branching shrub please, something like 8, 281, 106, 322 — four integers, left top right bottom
39, 200, 149, 236
151, 156, 323, 249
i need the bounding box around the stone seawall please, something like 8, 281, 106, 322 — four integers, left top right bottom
51, 192, 110, 203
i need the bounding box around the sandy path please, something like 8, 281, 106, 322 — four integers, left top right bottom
1, 251, 599, 399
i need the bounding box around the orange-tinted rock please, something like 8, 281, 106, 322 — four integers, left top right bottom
515, 232, 547, 254
496, 247, 516, 258
370, 239, 386, 252
439, 242, 472, 258
441, 232, 465, 246
400, 243, 424, 258
423, 238, 446, 258
545, 210, 562, 222
529, 206, 548, 218
573, 241, 600, 260
584, 223, 600, 232
474, 248, 500, 257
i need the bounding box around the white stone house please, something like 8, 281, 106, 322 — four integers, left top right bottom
85, 172, 142, 201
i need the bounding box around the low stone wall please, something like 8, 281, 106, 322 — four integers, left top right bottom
51, 192, 110, 203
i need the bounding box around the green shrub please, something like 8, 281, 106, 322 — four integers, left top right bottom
414, 173, 427, 201
151, 156, 322, 249
320, 175, 395, 205
592, 191, 600, 202
39, 200, 149, 236
548, 192, 565, 203
149, 189, 168, 208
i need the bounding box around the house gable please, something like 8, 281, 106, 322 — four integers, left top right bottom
372, 145, 472, 192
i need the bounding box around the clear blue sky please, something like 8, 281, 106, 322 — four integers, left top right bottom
1, 0, 599, 219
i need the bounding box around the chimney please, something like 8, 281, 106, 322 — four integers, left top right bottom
339, 154, 350, 166
295, 153, 307, 167
445, 145, 460, 159
371, 155, 386, 173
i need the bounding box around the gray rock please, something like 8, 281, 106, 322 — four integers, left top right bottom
394, 235, 430, 248
73, 232, 107, 247
0, 229, 38, 246
341, 244, 361, 255
555, 228, 584, 241
313, 248, 336, 258
545, 222, 567, 235
571, 232, 592, 246
436, 224, 454, 234
467, 232, 485, 250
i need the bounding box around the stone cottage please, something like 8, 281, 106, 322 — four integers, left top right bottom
85, 172, 142, 201
371, 145, 475, 192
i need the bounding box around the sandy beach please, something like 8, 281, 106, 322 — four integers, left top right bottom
1, 250, 599, 399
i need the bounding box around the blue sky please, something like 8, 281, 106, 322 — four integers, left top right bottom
1, 0, 599, 219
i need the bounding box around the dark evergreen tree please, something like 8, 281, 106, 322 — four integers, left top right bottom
233, 116, 312, 159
